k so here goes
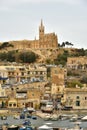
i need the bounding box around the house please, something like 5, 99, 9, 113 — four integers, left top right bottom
63, 87, 87, 109
0, 84, 8, 108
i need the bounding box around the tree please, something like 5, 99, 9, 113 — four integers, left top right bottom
0, 52, 7, 61
54, 50, 69, 66
0, 42, 13, 49
64, 41, 73, 47
61, 42, 65, 47
80, 76, 87, 84
60, 41, 73, 48
6, 51, 15, 62
67, 80, 83, 88
19, 52, 37, 63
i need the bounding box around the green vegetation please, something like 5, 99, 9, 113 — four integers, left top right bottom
70, 48, 85, 57
0, 51, 16, 62
54, 50, 69, 66
58, 41, 73, 48
80, 76, 87, 84
19, 52, 37, 63
67, 70, 80, 76
0, 51, 37, 63
0, 42, 13, 49
46, 58, 53, 64
67, 80, 83, 88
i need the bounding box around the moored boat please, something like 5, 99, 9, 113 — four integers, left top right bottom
1, 115, 7, 120
8, 125, 19, 130
43, 114, 51, 121
69, 116, 78, 122
50, 114, 58, 121
81, 115, 87, 121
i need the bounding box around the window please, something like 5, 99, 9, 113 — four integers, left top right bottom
13, 103, 16, 107
85, 97, 87, 100
76, 101, 80, 106
32, 94, 34, 96
9, 104, 12, 107
1, 92, 4, 96
28, 71, 30, 74
21, 72, 24, 76
76, 96, 80, 99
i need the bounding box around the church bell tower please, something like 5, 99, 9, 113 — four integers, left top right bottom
39, 19, 45, 39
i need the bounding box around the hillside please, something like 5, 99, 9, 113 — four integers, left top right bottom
0, 40, 87, 64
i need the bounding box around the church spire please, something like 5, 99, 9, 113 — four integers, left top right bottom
41, 19, 43, 27
39, 19, 45, 39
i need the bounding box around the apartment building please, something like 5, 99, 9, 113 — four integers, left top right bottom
0, 64, 47, 84
67, 56, 87, 70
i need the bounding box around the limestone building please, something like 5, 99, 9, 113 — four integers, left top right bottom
9, 20, 58, 50
63, 88, 87, 109
51, 66, 67, 85
67, 56, 87, 70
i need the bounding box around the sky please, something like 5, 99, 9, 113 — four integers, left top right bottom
0, 0, 87, 49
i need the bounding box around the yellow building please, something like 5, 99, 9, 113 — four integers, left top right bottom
67, 56, 87, 70
63, 88, 87, 109
26, 88, 41, 109
0, 84, 8, 107
0, 64, 47, 83
51, 66, 67, 85
8, 98, 17, 108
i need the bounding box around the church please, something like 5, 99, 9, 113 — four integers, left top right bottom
9, 20, 58, 50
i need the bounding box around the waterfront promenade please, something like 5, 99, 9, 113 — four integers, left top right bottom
1, 108, 87, 117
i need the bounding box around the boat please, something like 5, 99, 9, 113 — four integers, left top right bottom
22, 120, 31, 126
81, 115, 87, 121
69, 116, 78, 122
50, 114, 58, 121
32, 116, 37, 120
41, 106, 53, 113
43, 114, 51, 121
8, 125, 19, 130
13, 114, 20, 119
68, 122, 83, 130
27, 113, 32, 118
38, 125, 53, 130
1, 115, 7, 120
27, 107, 35, 113
69, 114, 78, 122
20, 113, 25, 119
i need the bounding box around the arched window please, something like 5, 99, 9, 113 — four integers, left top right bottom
13, 103, 16, 107
9, 104, 12, 107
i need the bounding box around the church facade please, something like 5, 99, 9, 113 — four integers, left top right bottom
10, 20, 58, 50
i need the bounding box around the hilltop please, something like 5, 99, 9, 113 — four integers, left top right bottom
0, 40, 87, 65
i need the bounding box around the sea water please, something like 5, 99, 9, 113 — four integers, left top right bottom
0, 116, 87, 129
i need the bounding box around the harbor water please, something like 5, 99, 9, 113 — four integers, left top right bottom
0, 116, 87, 129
